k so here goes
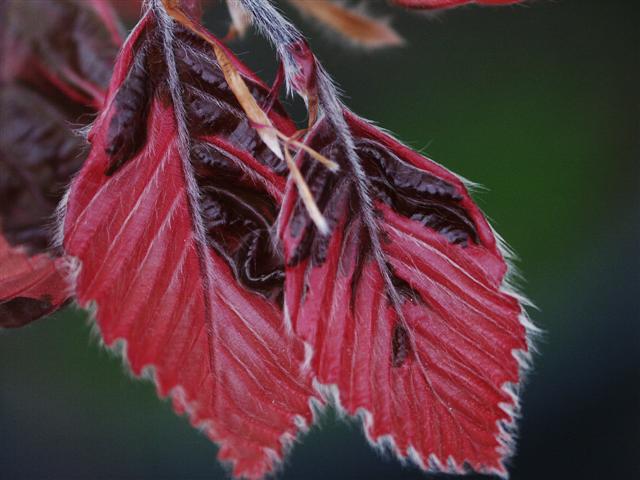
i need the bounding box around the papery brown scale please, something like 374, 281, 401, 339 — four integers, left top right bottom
393, 0, 523, 9
287, 0, 404, 49
172, 25, 290, 174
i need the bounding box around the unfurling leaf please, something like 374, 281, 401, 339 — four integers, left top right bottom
281, 109, 530, 476
61, 4, 318, 478
1, 0, 535, 478
230, 23, 533, 473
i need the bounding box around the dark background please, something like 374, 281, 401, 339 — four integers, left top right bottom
1, 0, 639, 479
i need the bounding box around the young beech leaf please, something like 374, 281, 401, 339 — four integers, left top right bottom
392, 0, 523, 10
280, 109, 531, 476
0, 235, 68, 328
0, 0, 123, 251
0, 85, 87, 253
1, 0, 124, 108
61, 5, 318, 478
0, 0, 124, 325
246, 21, 533, 471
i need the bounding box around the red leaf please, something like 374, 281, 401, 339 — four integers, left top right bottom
0, 83, 87, 326
392, 0, 523, 9
62, 6, 317, 478
0, 1, 124, 326
280, 110, 532, 476
0, 84, 87, 253
0, 234, 68, 328
1, 0, 124, 108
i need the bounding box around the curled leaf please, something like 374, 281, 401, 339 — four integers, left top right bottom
281, 109, 532, 476
240, 12, 535, 477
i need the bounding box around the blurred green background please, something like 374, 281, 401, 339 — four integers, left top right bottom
1, 0, 638, 479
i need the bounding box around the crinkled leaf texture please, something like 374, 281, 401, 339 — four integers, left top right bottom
61, 8, 317, 479
393, 0, 522, 10
281, 110, 531, 476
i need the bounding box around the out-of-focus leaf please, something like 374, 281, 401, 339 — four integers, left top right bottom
1, 0, 123, 107
0, 0, 124, 326
0, 234, 68, 328
0, 85, 86, 253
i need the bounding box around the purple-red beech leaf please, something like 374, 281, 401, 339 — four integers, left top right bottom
0, 84, 87, 253
392, 0, 523, 10
195, 7, 534, 471
1, 0, 124, 108
0, 85, 78, 325
61, 5, 318, 478
280, 109, 531, 476
2, 0, 534, 477
0, 234, 68, 328
0, 0, 124, 326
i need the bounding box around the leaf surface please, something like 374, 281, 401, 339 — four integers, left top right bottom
62, 6, 317, 478
280, 110, 531, 476
1, 0, 123, 107
0, 85, 86, 253
0, 234, 68, 328
0, 0, 124, 326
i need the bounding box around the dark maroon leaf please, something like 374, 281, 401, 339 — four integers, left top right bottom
0, 234, 68, 328
1, 0, 123, 107
0, 85, 86, 252
0, 0, 124, 325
